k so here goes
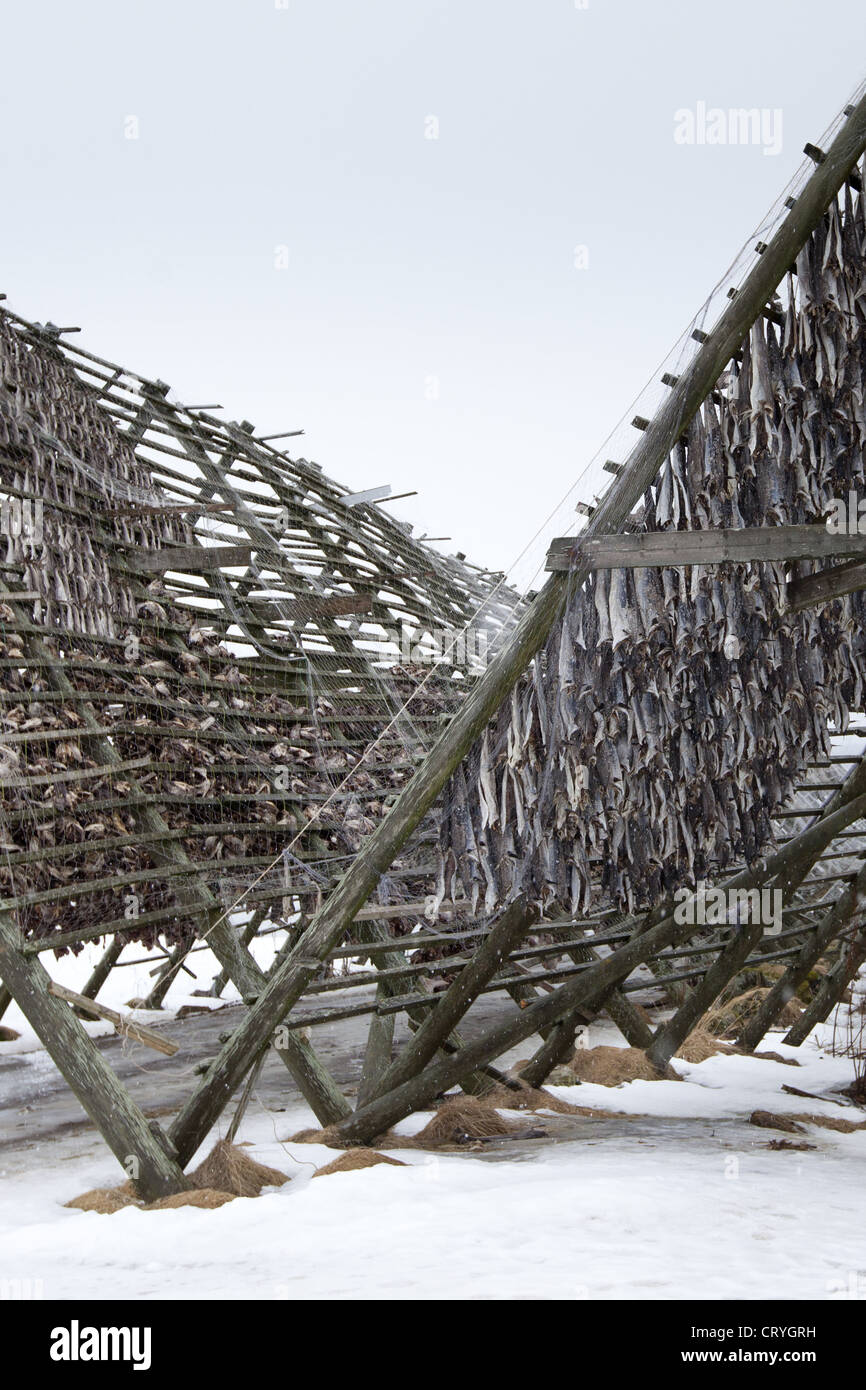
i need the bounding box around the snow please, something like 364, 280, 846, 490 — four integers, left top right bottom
2, 1004, 865, 1301
0, 930, 280, 1057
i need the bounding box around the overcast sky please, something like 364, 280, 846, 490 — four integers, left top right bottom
4, 0, 866, 590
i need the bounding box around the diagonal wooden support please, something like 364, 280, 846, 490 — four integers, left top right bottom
786, 557, 866, 612
12, 608, 349, 1128
165, 91, 866, 1163
368, 896, 533, 1100
737, 860, 866, 1051
0, 909, 188, 1201
356, 1006, 396, 1107
518, 1012, 588, 1088
326, 906, 699, 1145
328, 796, 866, 1144
351, 919, 497, 1104
774, 748, 866, 905
79, 937, 125, 1007
352, 918, 513, 1100
783, 930, 866, 1045
646, 921, 765, 1071
519, 938, 655, 1088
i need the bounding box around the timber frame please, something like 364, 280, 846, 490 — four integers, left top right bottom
3, 87, 866, 1195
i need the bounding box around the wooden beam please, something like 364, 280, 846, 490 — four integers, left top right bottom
245, 593, 374, 617
785, 557, 866, 612
0, 912, 188, 1200
368, 897, 533, 1100
646, 922, 765, 1070
737, 861, 866, 1051
165, 90, 866, 1161
546, 525, 866, 572
783, 931, 866, 1045
127, 543, 253, 573
48, 982, 179, 1056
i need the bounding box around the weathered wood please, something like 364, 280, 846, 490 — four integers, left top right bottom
646, 921, 765, 1070
0, 912, 188, 1199
328, 793, 866, 1143
785, 556, 866, 612
126, 543, 253, 573
737, 859, 866, 1050
142, 939, 193, 1011
546, 525, 866, 572
78, 937, 125, 1006
783, 932, 866, 1045
519, 942, 655, 1087
369, 897, 533, 1100
48, 982, 179, 1056
356, 1009, 396, 1108
518, 1013, 586, 1088
162, 91, 866, 1157
245, 593, 374, 616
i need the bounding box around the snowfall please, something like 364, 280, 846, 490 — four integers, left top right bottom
1, 930, 865, 1304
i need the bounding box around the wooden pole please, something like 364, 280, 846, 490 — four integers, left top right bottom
329, 794, 866, 1144
167, 92, 866, 1163
646, 922, 765, 1071
786, 558, 866, 612
368, 897, 533, 1100
783, 933, 866, 1045
0, 911, 188, 1200
737, 860, 866, 1050
78, 937, 125, 1007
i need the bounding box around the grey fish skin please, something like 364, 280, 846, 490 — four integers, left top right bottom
436, 177, 866, 927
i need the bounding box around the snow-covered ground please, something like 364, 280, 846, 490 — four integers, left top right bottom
2, 938, 865, 1301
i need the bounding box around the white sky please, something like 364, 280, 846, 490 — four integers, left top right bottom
3, 0, 866, 591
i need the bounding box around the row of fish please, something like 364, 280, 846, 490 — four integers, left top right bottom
0, 315, 194, 639
0, 319, 464, 950
437, 157, 866, 920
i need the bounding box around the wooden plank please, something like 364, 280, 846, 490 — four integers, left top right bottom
783, 932, 866, 1045
111, 502, 235, 518
245, 593, 374, 616
166, 90, 866, 1161
737, 860, 866, 1051
48, 982, 179, 1056
546, 525, 866, 572
368, 897, 533, 1100
785, 557, 866, 611
127, 543, 253, 573
0, 910, 188, 1199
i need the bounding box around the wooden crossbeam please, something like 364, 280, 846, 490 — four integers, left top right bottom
165, 90, 866, 1161
546, 525, 866, 572
127, 543, 253, 573
48, 982, 179, 1056
245, 593, 374, 617
786, 557, 866, 611
0, 910, 188, 1200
